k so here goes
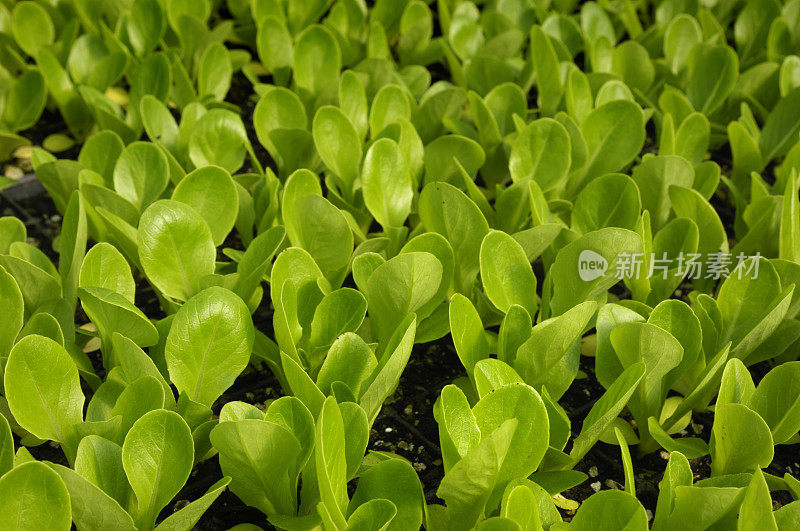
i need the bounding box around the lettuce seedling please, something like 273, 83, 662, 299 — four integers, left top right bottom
212, 394, 424, 531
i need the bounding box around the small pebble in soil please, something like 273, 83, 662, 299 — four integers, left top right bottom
13, 145, 34, 159
590, 482, 601, 493
413, 462, 427, 472
4, 165, 23, 180
646, 509, 654, 521
605, 479, 622, 490
588, 466, 598, 478
660, 451, 671, 460
384, 427, 392, 433
404, 404, 413, 416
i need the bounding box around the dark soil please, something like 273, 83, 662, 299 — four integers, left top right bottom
1, 183, 60, 262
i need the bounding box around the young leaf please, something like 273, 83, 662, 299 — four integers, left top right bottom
364, 253, 441, 345
0, 462, 71, 530
49, 462, 137, 531
746, 362, 800, 444
572, 173, 641, 233
472, 384, 550, 506
359, 315, 417, 423
308, 288, 367, 351
339, 70, 368, 140
210, 418, 302, 516
570, 100, 645, 195
11, 2, 54, 57
530, 26, 563, 117
270, 247, 326, 360
256, 17, 293, 84
252, 87, 313, 175
348, 459, 425, 531
316, 397, 348, 529
122, 410, 194, 530
549, 228, 642, 316
197, 42, 232, 100
3, 70, 47, 132
126, 0, 164, 57
419, 182, 490, 293
362, 138, 413, 229
114, 333, 175, 410
515, 301, 597, 399
288, 195, 354, 278
0, 217, 26, 254
293, 25, 341, 97
369, 84, 412, 138
171, 165, 239, 246
437, 419, 518, 530
155, 477, 231, 531
281, 352, 327, 418
631, 156, 694, 231
780, 171, 800, 262
610, 322, 683, 449
614, 427, 636, 496
664, 15, 702, 74
0, 413, 13, 477
79, 286, 159, 352
166, 287, 254, 407
315, 333, 375, 397
710, 403, 774, 476
188, 110, 249, 173
718, 358, 756, 408
312, 106, 362, 196
0, 265, 24, 357
449, 293, 490, 378
569, 490, 648, 530
473, 359, 525, 400
58, 191, 88, 309
422, 135, 485, 188
647, 417, 709, 459
760, 86, 800, 162
686, 44, 739, 115
138, 200, 216, 302
500, 482, 542, 530
480, 230, 538, 318
113, 142, 170, 213
233, 226, 286, 304
4, 335, 84, 462
669, 185, 728, 259
79, 242, 136, 303
497, 305, 532, 365
569, 363, 645, 465
436, 384, 482, 471
738, 469, 778, 531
